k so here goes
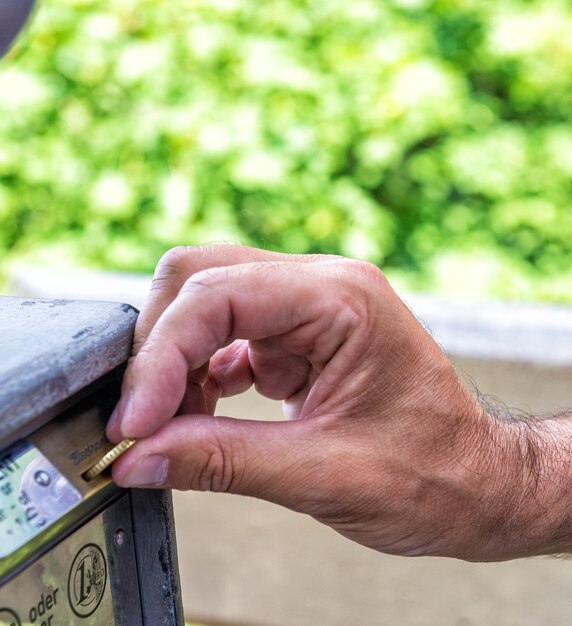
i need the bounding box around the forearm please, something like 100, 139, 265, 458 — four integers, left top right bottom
513, 413, 572, 556
476, 405, 572, 560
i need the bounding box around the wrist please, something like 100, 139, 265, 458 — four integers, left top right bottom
512, 416, 572, 557
474, 411, 572, 560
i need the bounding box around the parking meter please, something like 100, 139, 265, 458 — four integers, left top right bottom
0, 297, 184, 625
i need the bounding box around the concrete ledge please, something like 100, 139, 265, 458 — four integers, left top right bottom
9, 265, 152, 310
9, 265, 572, 367
405, 292, 572, 366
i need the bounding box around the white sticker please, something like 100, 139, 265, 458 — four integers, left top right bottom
0, 440, 82, 557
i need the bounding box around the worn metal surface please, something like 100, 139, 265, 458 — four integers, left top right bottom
130, 489, 185, 626
0, 297, 138, 447
1, 489, 184, 626
104, 493, 145, 626
1, 377, 123, 583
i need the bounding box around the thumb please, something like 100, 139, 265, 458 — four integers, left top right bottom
111, 414, 324, 508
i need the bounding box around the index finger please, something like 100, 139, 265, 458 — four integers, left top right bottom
114, 260, 362, 439
134, 245, 338, 354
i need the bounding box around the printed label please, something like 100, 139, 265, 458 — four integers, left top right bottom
0, 441, 82, 558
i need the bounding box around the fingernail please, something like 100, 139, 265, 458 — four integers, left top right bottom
107, 389, 133, 430
123, 455, 169, 487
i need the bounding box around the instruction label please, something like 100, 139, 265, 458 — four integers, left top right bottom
0, 440, 82, 558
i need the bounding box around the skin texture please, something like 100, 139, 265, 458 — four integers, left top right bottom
108, 245, 572, 562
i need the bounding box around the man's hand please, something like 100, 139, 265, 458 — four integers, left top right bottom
107, 245, 572, 561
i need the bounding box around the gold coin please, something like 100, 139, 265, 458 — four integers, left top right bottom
83, 438, 137, 481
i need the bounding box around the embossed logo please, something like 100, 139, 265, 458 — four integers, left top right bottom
0, 608, 21, 626
67, 543, 107, 618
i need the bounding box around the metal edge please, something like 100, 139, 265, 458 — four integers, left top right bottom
104, 493, 144, 626
0, 299, 138, 446
0, 367, 123, 450
129, 489, 185, 625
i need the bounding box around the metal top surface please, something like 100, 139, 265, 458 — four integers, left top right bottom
0, 297, 138, 446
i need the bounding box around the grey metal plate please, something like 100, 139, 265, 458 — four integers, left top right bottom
0, 494, 143, 626
0, 297, 138, 447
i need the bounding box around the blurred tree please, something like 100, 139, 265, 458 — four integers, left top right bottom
0, 0, 571, 302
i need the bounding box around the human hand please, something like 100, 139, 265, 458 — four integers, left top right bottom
107, 245, 572, 561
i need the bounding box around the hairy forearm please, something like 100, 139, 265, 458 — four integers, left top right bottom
479, 402, 572, 560
517, 414, 572, 556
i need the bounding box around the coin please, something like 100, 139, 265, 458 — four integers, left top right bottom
83, 438, 137, 481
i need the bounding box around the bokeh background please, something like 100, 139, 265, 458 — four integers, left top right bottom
1, 0, 572, 300
3, 3, 572, 626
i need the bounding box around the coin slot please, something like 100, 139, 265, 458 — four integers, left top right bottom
81, 467, 106, 482
81, 439, 136, 482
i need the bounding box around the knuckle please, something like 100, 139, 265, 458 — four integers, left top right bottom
127, 338, 154, 365
195, 435, 236, 493
131, 333, 149, 356
180, 269, 234, 348
331, 260, 388, 329
339, 259, 389, 305
346, 259, 387, 285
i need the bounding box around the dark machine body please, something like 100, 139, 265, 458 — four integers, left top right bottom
0, 297, 184, 625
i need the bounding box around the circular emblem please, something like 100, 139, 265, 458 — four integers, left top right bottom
0, 608, 21, 626
67, 543, 107, 618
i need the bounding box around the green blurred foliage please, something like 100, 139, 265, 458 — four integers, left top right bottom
1, 0, 572, 301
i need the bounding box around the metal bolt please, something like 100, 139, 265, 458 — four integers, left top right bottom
115, 529, 126, 547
